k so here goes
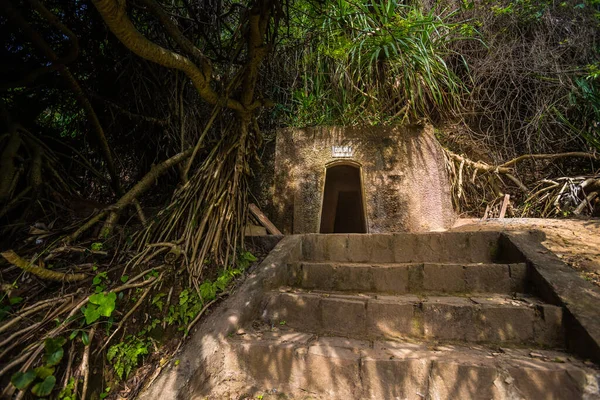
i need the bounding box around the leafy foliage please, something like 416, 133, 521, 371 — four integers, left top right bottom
10, 337, 65, 397
165, 252, 254, 333
11, 370, 37, 390
276, 0, 467, 126
107, 336, 149, 381
31, 376, 56, 397
43, 337, 66, 366
58, 377, 76, 400
83, 292, 117, 324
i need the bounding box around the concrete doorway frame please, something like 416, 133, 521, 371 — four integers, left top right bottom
317, 160, 369, 233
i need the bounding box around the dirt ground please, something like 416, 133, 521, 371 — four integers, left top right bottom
452, 218, 600, 288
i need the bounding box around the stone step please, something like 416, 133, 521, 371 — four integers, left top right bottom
261, 290, 564, 346
291, 262, 527, 294
301, 232, 511, 263
227, 329, 599, 400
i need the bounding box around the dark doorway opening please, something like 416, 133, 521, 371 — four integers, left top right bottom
319, 164, 366, 233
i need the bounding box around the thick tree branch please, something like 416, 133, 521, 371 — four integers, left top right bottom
241, 6, 272, 108
138, 0, 212, 78
92, 0, 250, 112
67, 148, 193, 241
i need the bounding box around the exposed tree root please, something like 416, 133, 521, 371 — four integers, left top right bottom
79, 326, 94, 400
444, 148, 600, 217
1, 250, 86, 282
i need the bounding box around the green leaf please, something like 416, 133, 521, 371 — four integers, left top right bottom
81, 331, 90, 346
69, 330, 78, 341
9, 296, 23, 305
34, 366, 55, 379
45, 337, 66, 352
84, 305, 101, 324
89, 292, 116, 317
179, 290, 189, 306
215, 275, 230, 291
44, 347, 64, 366
91, 242, 103, 251
199, 282, 216, 302
92, 271, 108, 286
31, 375, 56, 397
107, 345, 118, 362
11, 370, 37, 390
120, 275, 129, 283
99, 386, 111, 399
152, 293, 166, 311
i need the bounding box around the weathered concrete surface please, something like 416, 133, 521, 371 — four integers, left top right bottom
262, 291, 564, 346
138, 232, 600, 400
502, 232, 600, 365
273, 125, 455, 234
292, 262, 527, 294
224, 329, 599, 400
453, 218, 600, 287
301, 231, 506, 263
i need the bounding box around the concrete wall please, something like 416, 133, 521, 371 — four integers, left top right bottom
273, 125, 455, 234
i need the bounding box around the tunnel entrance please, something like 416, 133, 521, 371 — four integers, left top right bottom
319, 164, 367, 233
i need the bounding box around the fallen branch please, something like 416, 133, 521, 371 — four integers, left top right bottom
100, 148, 193, 236
574, 192, 598, 215
1, 250, 86, 282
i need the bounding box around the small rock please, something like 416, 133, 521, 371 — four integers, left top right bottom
236, 329, 246, 335
492, 352, 502, 356
505, 377, 514, 384
529, 352, 543, 358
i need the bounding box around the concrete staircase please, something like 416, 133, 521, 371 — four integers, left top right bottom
226, 234, 599, 399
